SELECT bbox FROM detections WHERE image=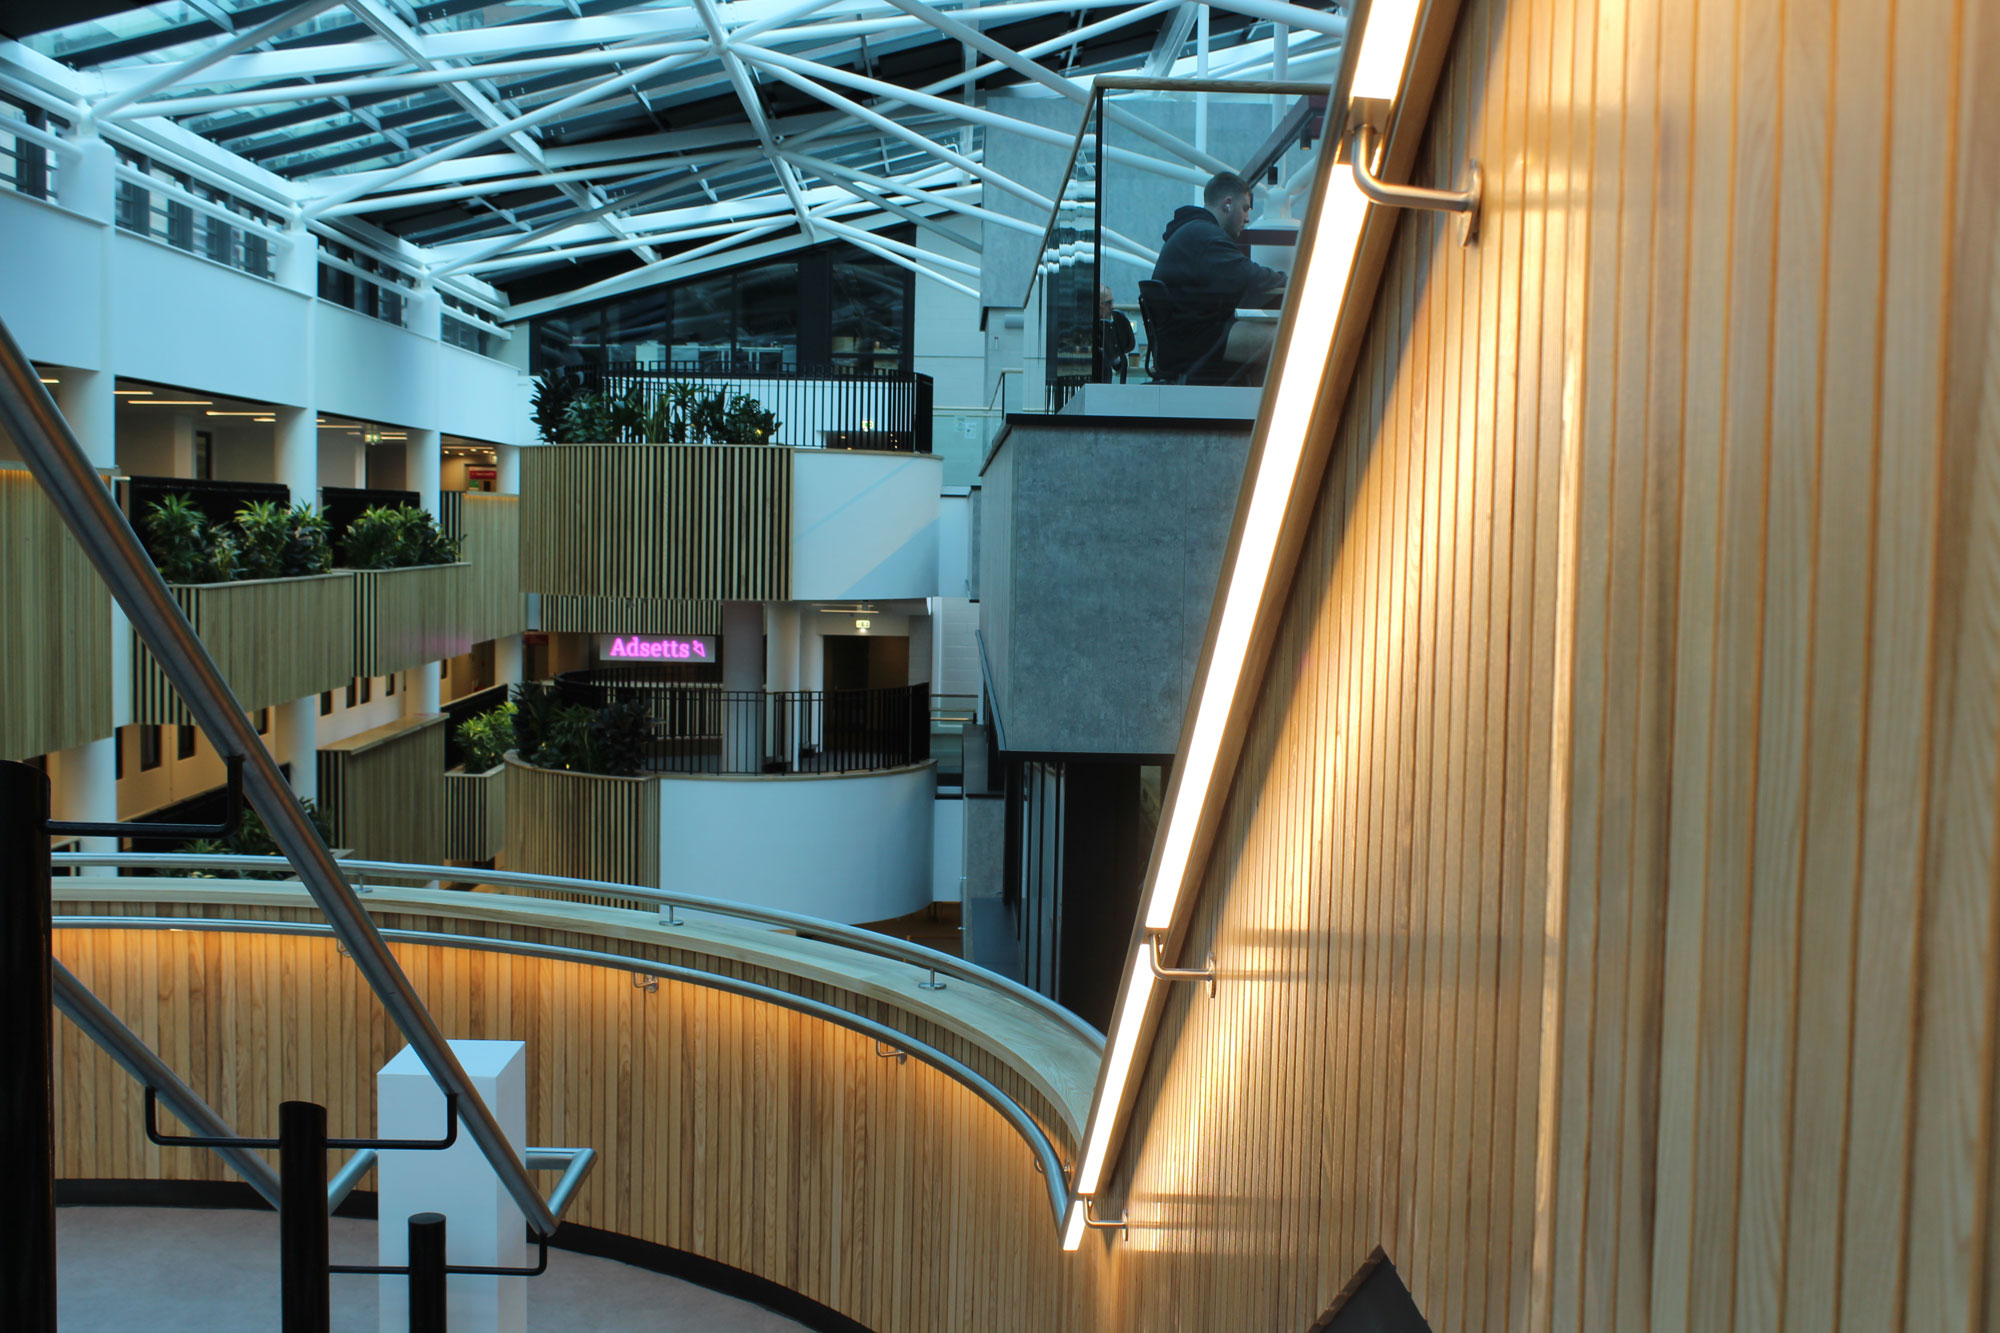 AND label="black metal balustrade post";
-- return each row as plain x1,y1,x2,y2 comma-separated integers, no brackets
406,1213,448,1332
280,1100,332,1332
0,761,56,1331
